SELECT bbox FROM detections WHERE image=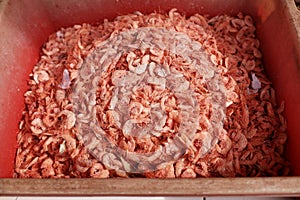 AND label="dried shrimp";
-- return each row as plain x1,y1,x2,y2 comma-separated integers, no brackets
14,9,289,178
